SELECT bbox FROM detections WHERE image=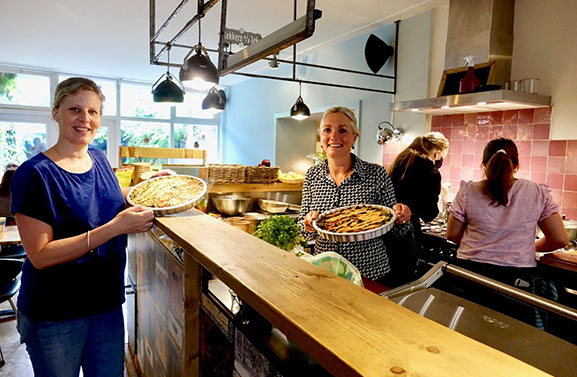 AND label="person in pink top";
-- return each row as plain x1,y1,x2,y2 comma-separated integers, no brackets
446,138,567,325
